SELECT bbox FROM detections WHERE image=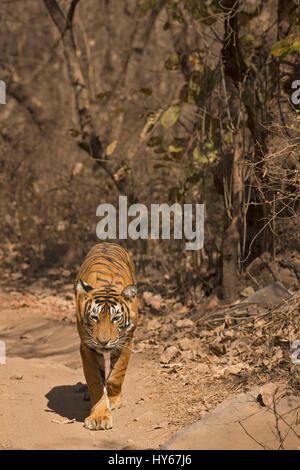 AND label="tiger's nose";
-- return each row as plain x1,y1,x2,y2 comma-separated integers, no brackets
98,339,110,347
